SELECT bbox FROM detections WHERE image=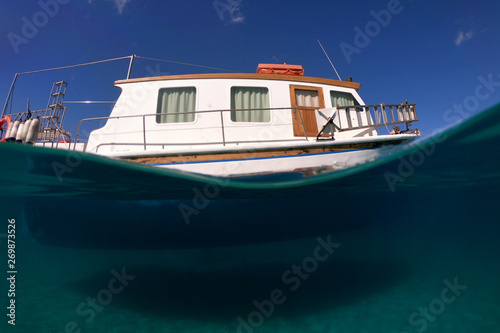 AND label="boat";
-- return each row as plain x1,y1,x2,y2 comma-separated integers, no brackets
0,57,426,249
0,59,420,177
